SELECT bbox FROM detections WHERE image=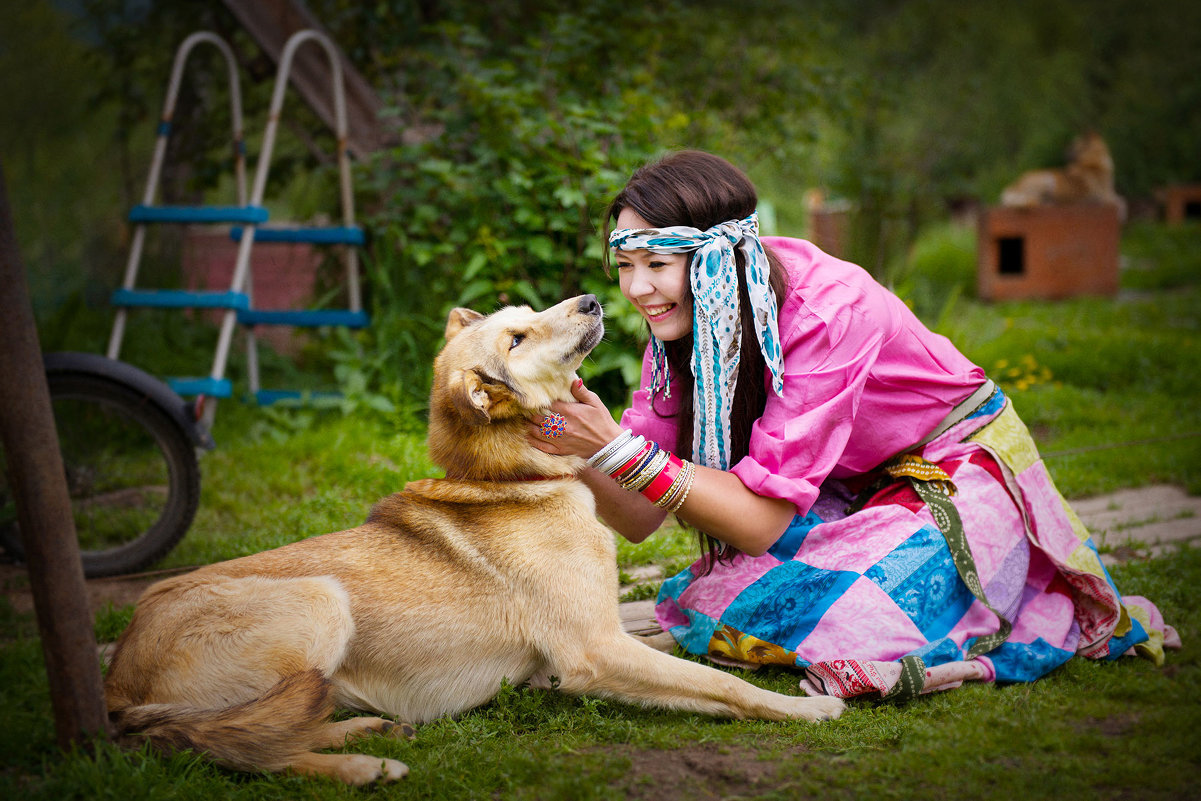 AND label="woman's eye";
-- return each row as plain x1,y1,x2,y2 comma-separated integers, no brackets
510,333,525,350
615,261,632,270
